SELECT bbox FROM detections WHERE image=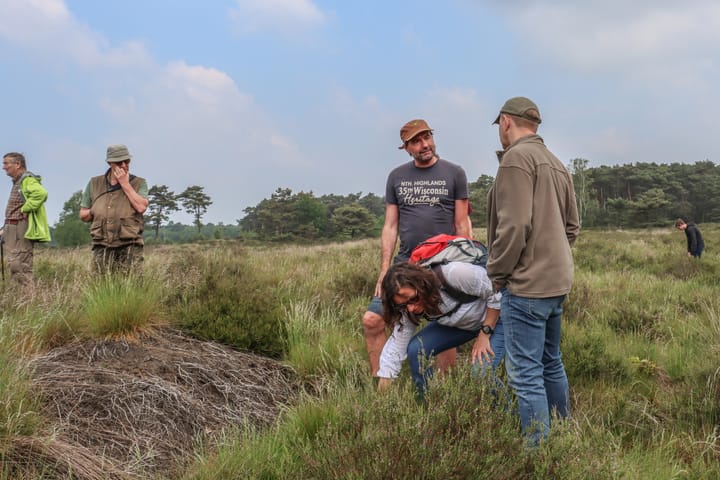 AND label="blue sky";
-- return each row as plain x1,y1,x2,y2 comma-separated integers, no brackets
1,0,718,224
